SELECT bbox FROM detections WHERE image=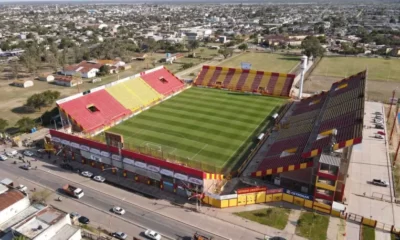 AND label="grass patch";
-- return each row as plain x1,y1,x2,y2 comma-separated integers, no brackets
295,212,329,240
312,56,400,82
95,87,285,173
218,52,299,72
363,225,375,240
234,207,290,230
